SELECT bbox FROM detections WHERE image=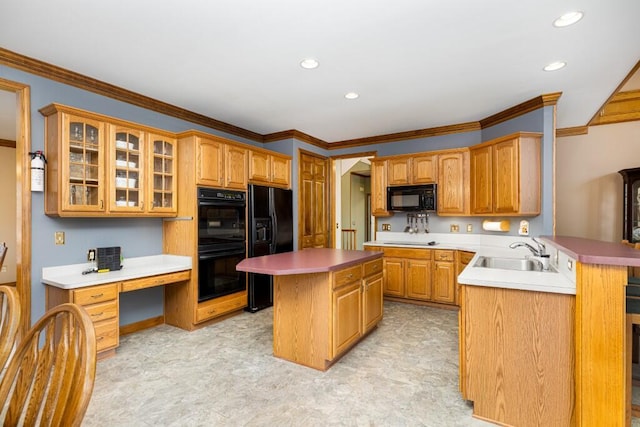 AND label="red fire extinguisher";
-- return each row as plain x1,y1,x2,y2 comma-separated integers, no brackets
29,151,47,192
